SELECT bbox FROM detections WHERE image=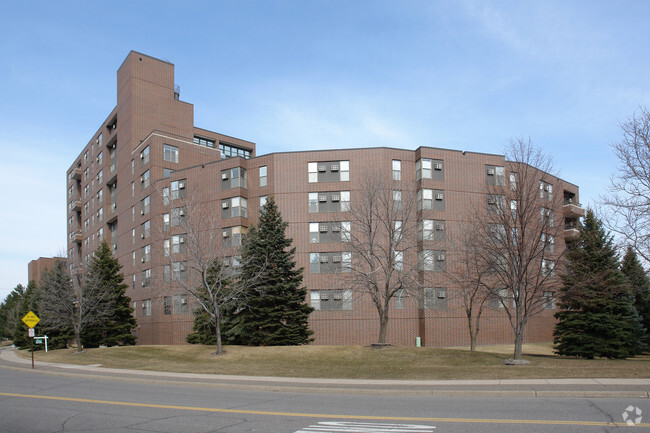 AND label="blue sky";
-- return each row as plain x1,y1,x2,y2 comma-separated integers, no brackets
1,0,649,301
